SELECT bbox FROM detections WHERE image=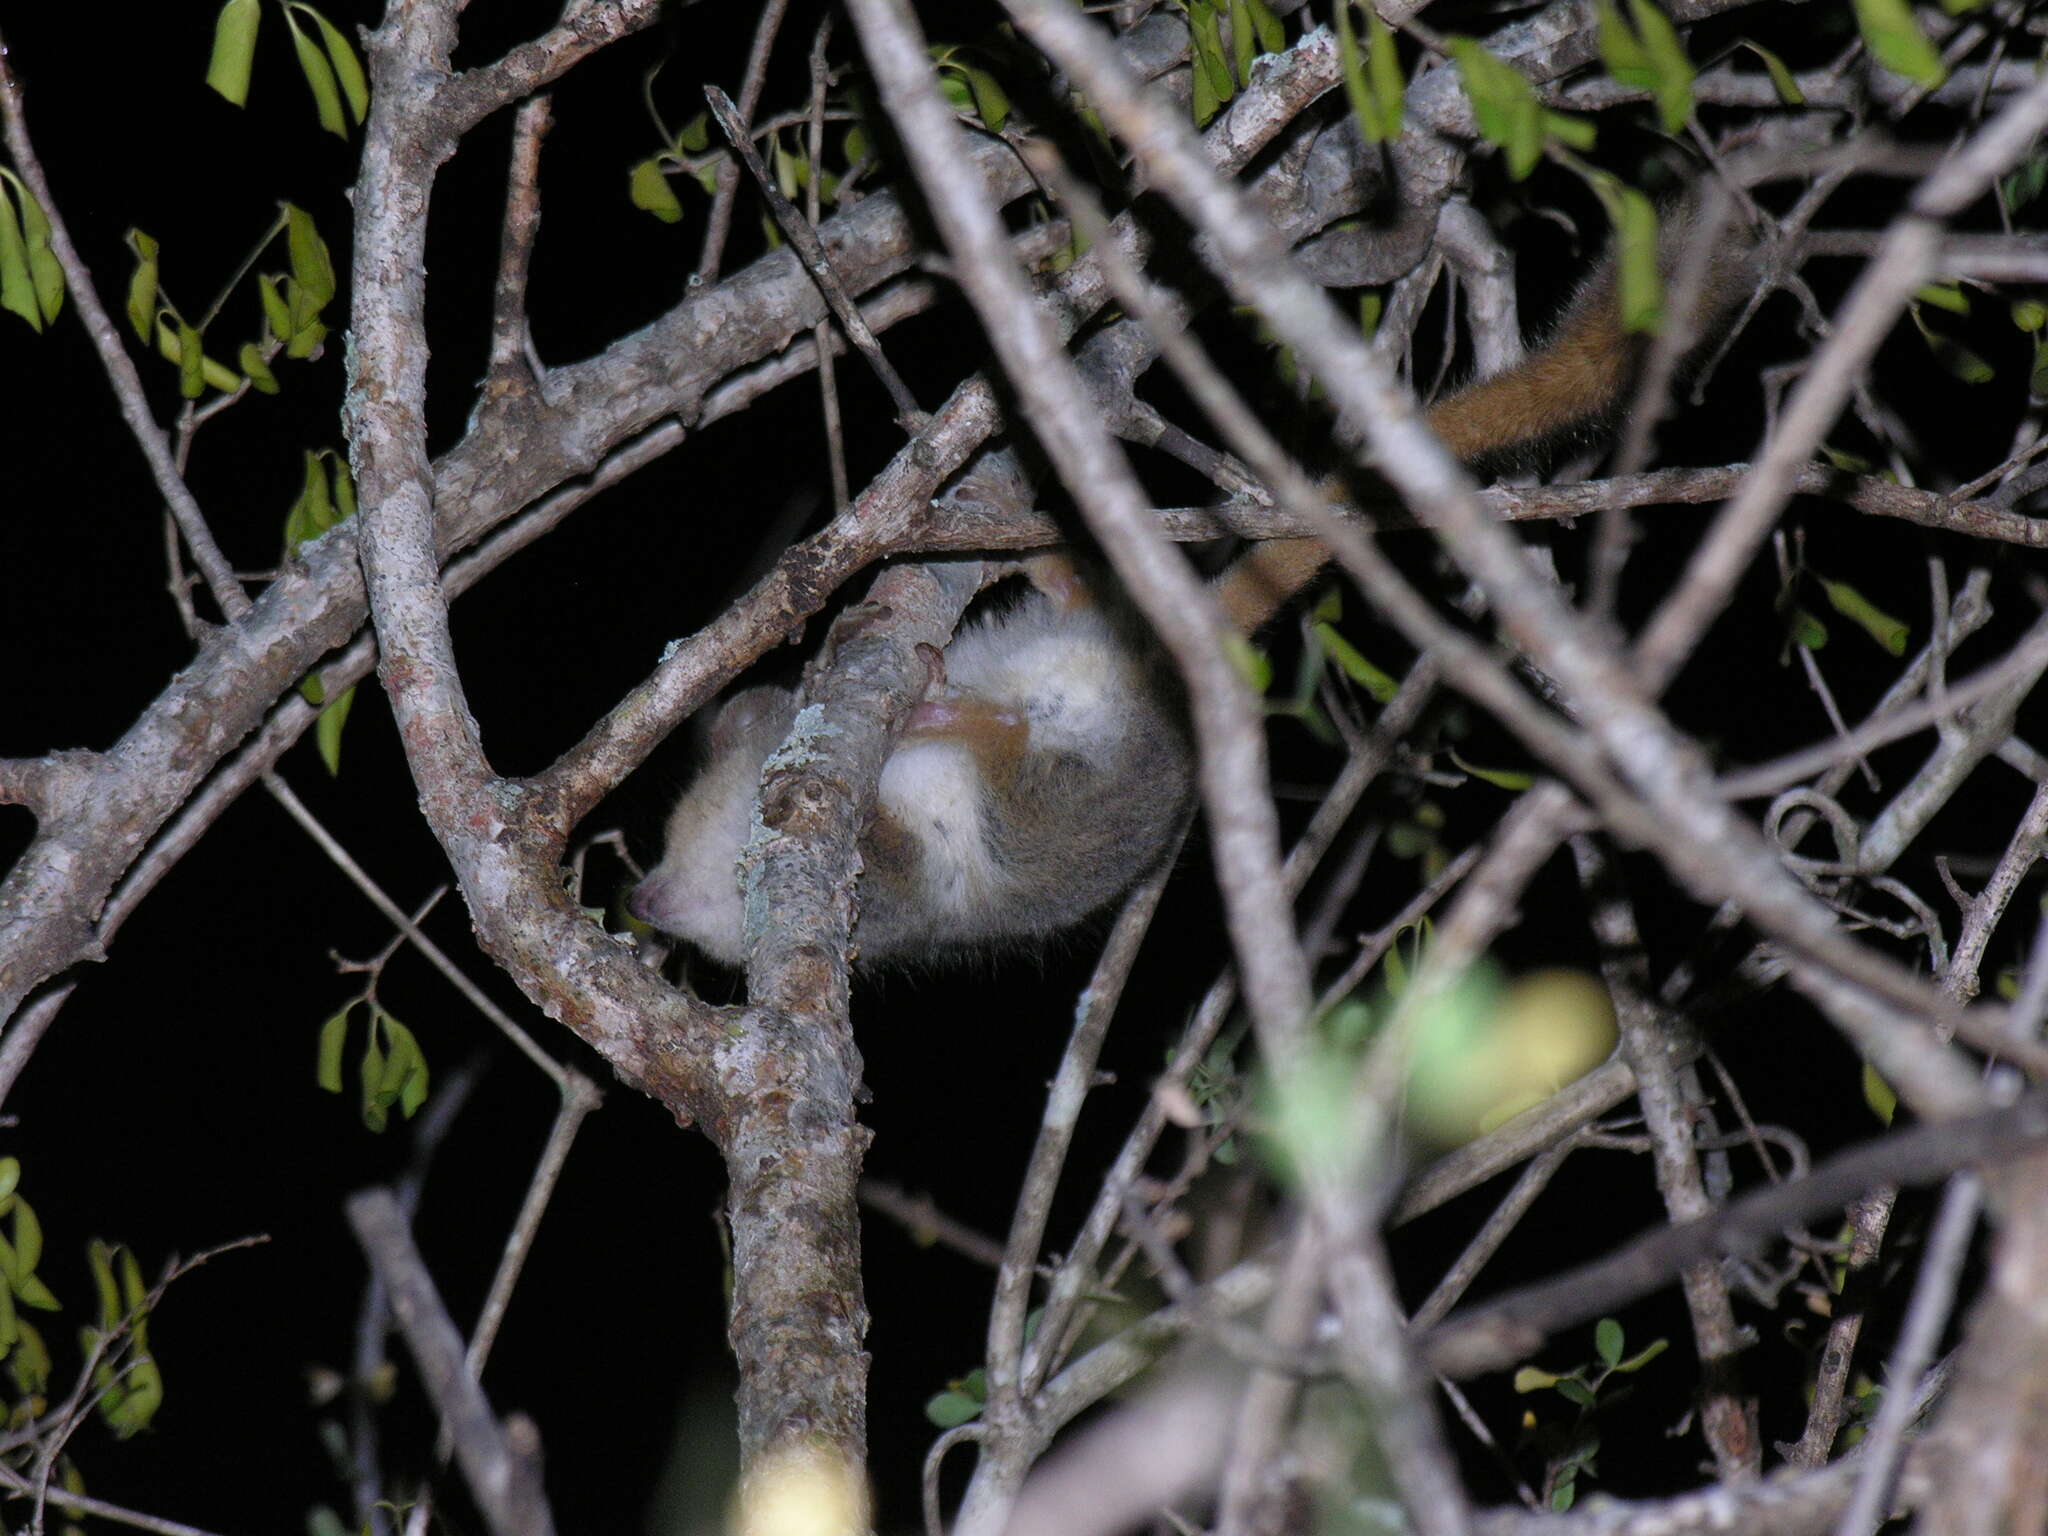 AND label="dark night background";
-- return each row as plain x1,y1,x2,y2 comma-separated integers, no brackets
2,1,2042,1531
